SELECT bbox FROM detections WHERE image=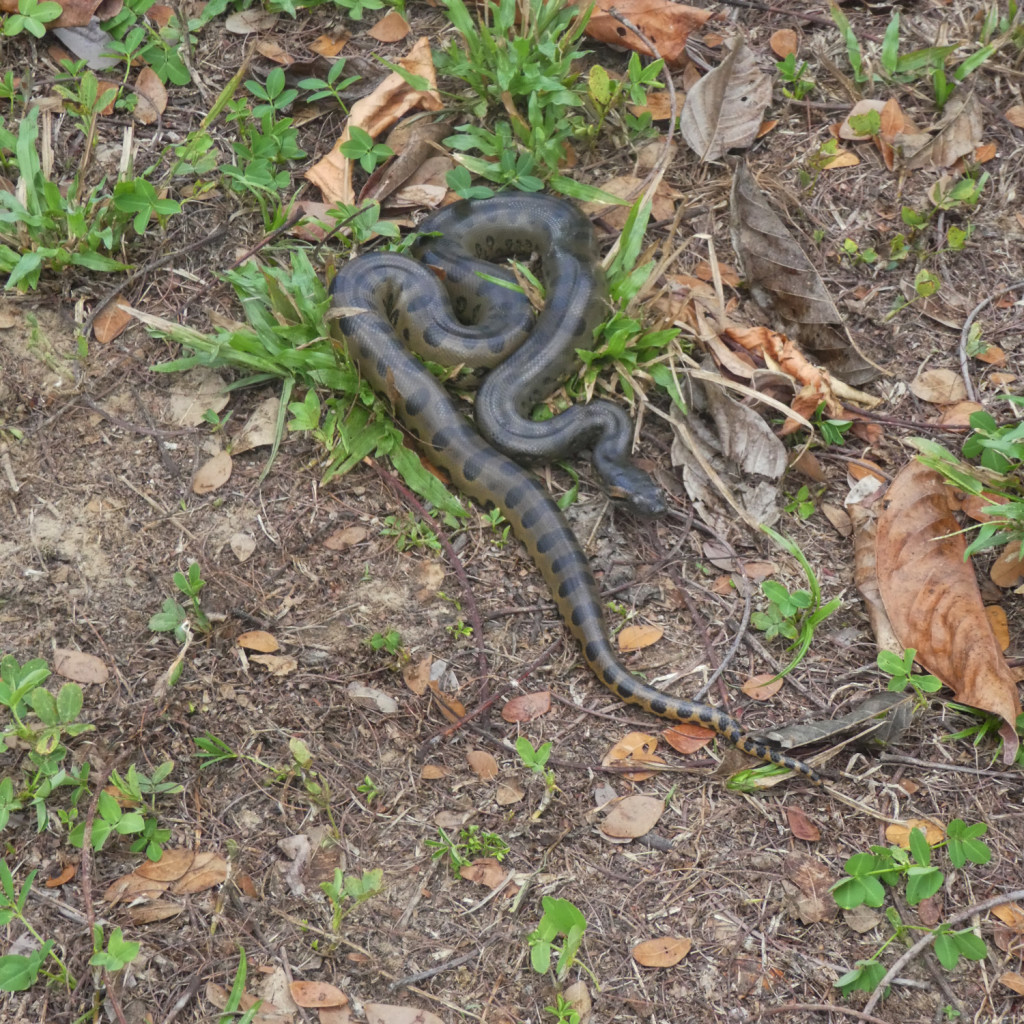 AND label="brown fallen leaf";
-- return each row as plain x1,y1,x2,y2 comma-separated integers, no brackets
237,630,280,653
876,461,1023,761
135,847,195,881
467,749,499,780
53,648,109,685
770,28,797,58
786,806,821,841
678,37,771,161
92,296,132,343
632,936,692,967
729,162,882,385
618,624,663,652
367,9,409,42
886,818,945,848
600,794,665,838
460,857,508,889
192,450,232,494
290,980,348,1008
46,865,76,887
133,66,167,124
741,674,782,700
910,367,967,405
0,0,121,27
364,1005,445,1024
603,731,665,781
991,542,1024,588
784,853,836,924
584,0,711,64
420,764,447,780
501,690,551,722
899,92,984,170
251,654,299,677
999,972,1024,995
324,525,368,549
661,722,714,754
